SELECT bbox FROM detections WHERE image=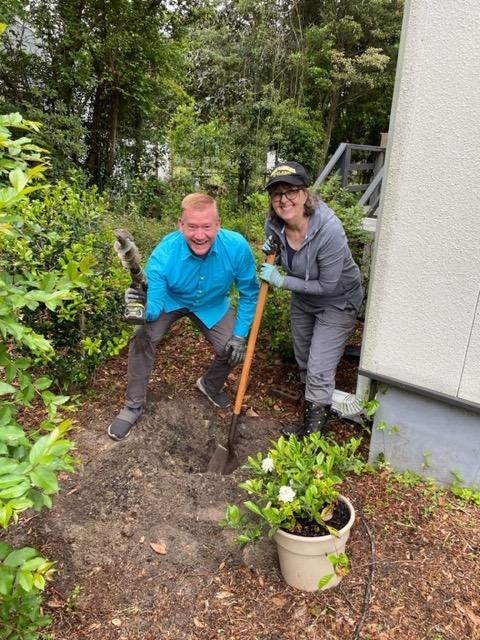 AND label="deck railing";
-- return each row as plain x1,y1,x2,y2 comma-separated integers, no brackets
313,143,386,217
